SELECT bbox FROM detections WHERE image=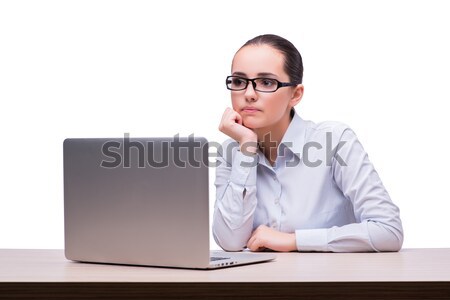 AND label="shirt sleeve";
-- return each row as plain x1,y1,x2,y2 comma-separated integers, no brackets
295,127,404,252
212,139,258,251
